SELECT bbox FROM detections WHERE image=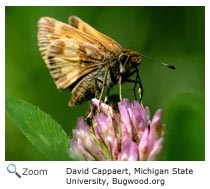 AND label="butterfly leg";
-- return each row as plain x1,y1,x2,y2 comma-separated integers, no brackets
134,68,143,101
94,66,109,110
119,75,123,101
124,68,143,101
104,87,111,104
99,67,109,102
